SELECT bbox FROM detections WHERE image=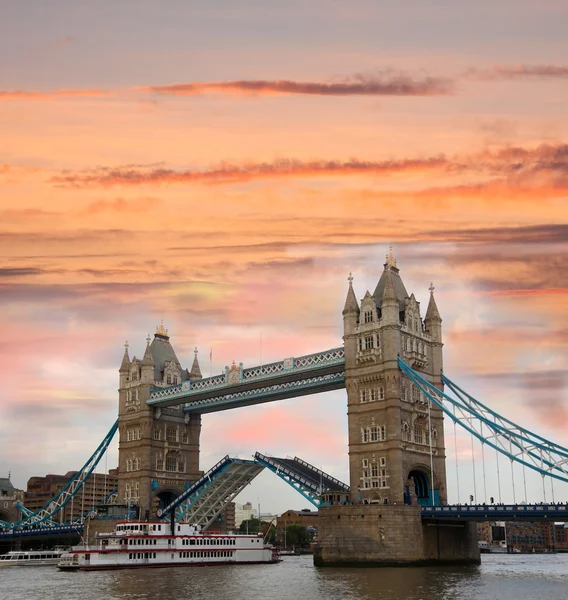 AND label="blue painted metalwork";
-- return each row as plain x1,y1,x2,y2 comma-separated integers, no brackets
182,371,346,414
1,420,119,529
441,374,568,456
254,453,349,508
158,455,264,528
398,358,568,483
147,347,346,410
422,503,568,522
0,523,84,540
